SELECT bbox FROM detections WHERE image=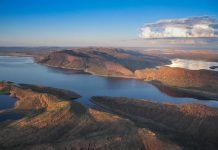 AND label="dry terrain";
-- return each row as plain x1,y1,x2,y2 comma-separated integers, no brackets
0,82,177,150
36,47,170,77
91,96,218,150
135,66,218,100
